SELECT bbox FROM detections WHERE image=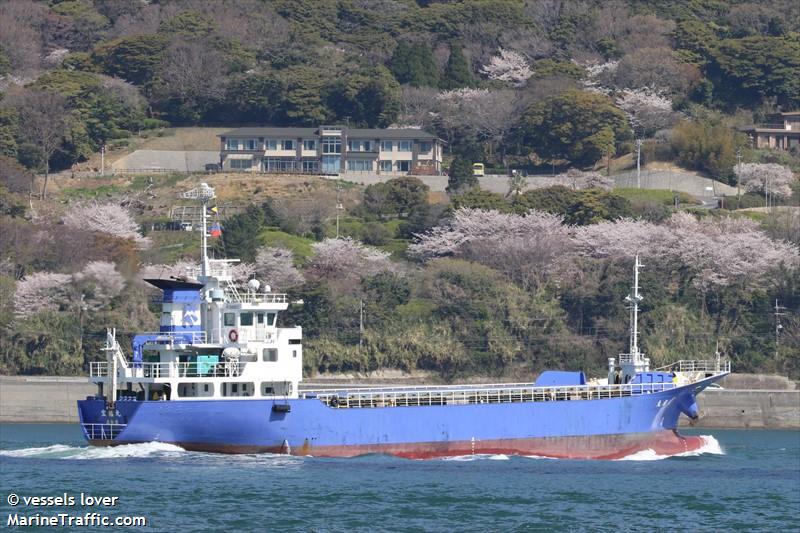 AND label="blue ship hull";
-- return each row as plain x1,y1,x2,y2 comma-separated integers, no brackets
77,375,723,459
